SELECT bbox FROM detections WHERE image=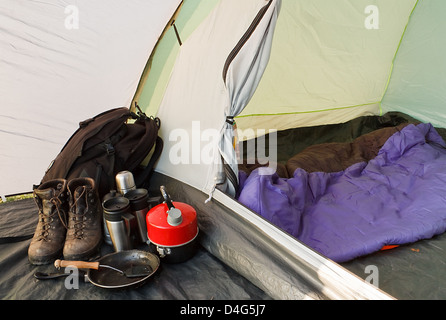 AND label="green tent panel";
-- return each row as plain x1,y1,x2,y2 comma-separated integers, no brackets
382,0,446,127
